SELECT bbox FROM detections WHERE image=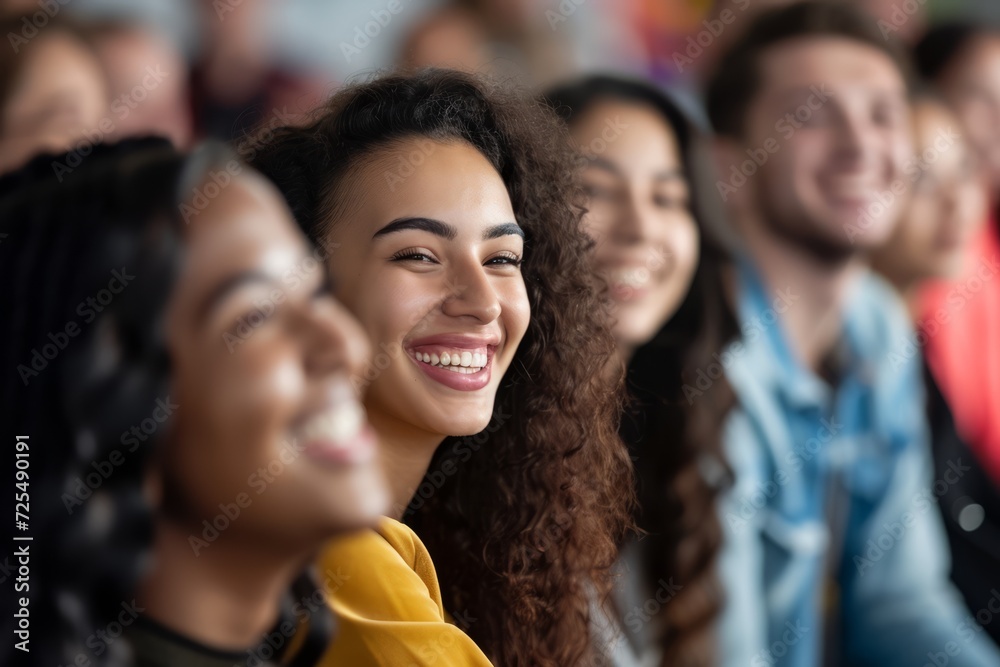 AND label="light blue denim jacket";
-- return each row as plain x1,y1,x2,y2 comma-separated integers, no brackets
717,260,1000,667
